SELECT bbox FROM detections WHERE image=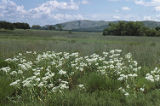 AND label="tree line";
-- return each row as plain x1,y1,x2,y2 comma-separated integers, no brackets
0,21,30,30
0,20,64,31
31,24,63,31
103,21,160,36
